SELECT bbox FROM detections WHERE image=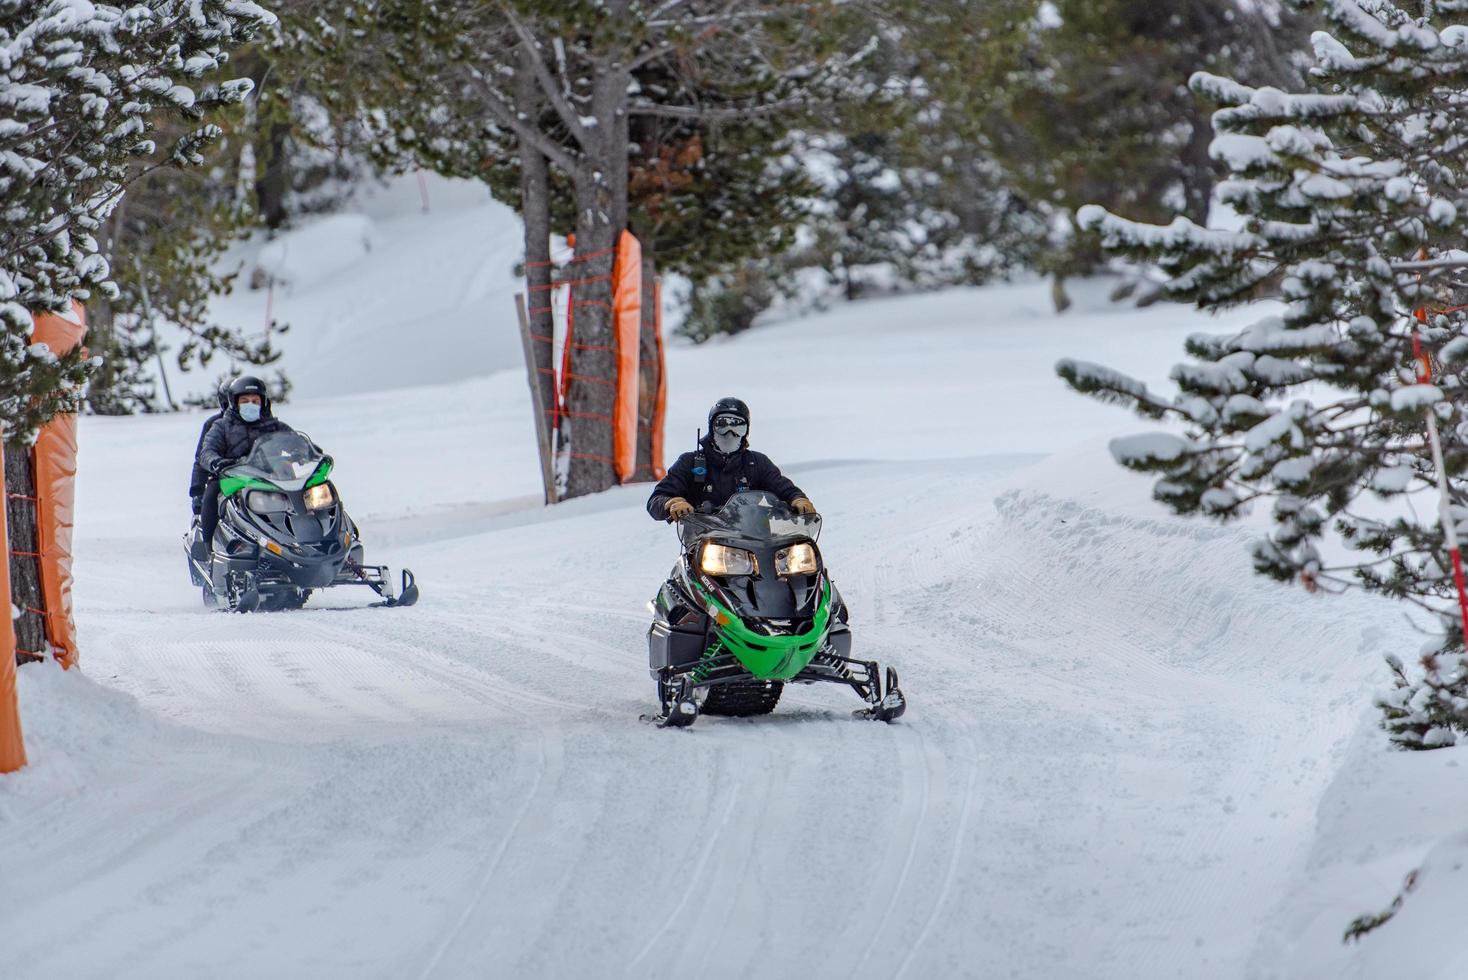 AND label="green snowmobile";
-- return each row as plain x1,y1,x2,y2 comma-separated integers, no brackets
185,430,418,612
646,490,905,727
